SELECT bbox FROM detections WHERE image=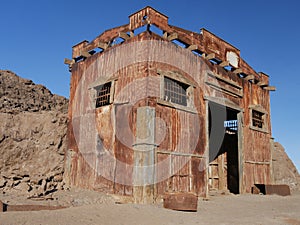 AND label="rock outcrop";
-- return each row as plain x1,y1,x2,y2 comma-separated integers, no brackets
273,142,300,191
0,70,68,198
